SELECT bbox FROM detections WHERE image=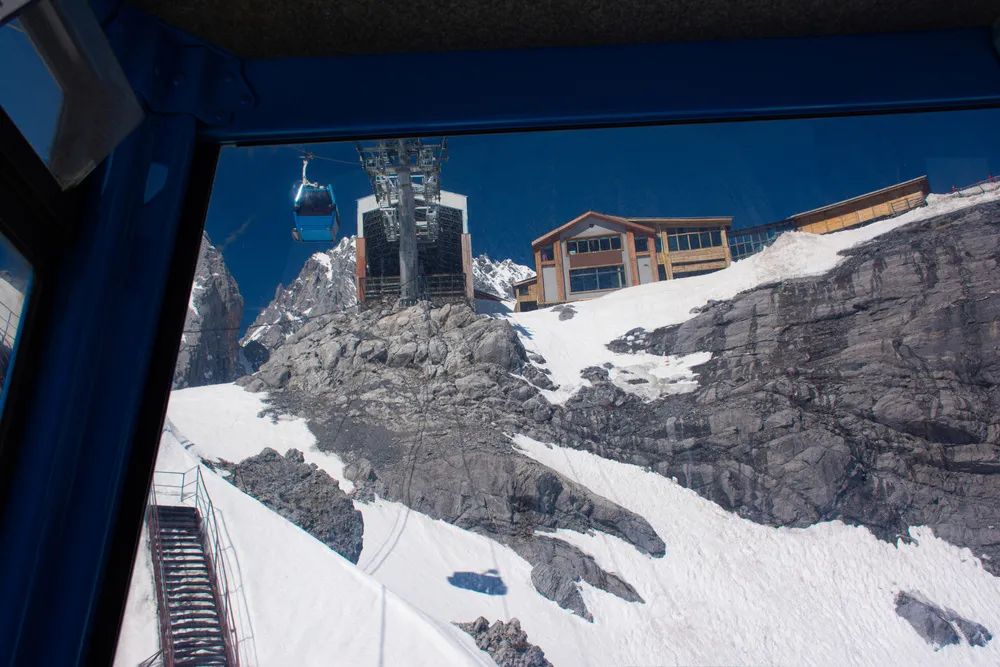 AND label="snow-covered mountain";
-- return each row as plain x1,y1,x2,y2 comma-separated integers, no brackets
120,183,1000,667
472,254,534,300
241,236,357,358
